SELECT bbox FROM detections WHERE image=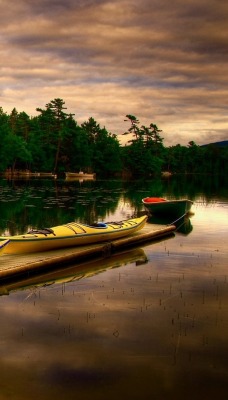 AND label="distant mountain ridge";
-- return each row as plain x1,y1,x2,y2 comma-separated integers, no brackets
201,140,228,148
